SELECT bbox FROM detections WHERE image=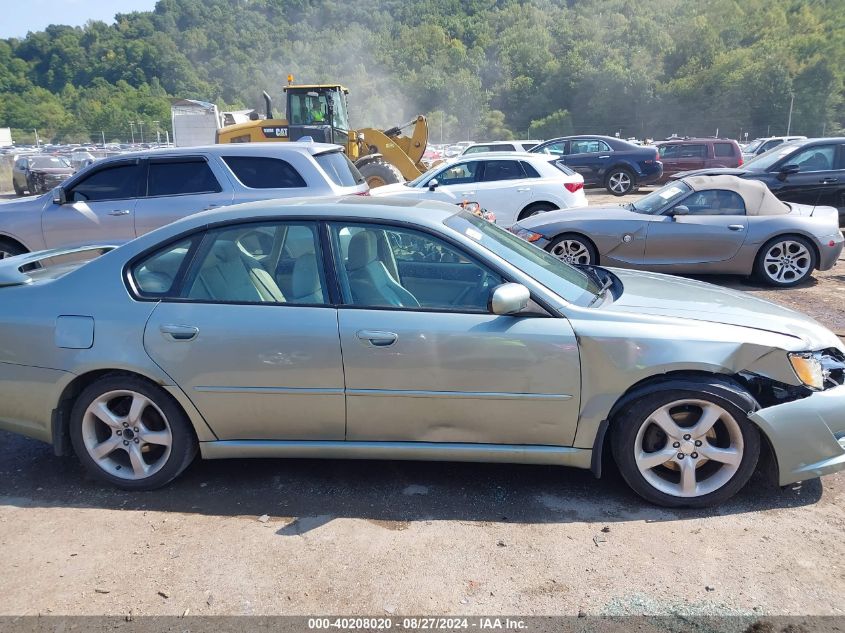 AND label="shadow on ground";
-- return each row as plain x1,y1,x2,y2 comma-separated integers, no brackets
0,431,823,533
